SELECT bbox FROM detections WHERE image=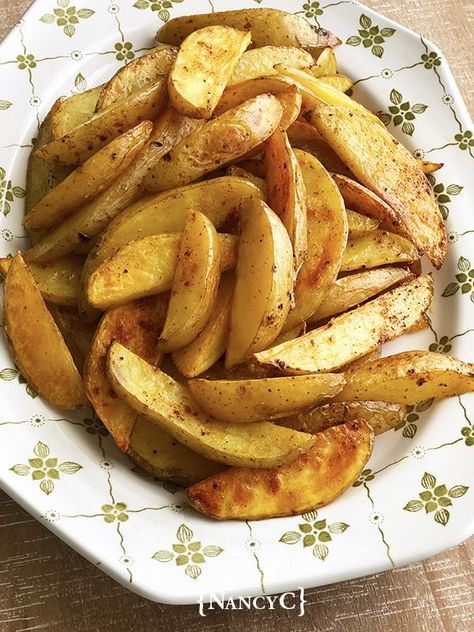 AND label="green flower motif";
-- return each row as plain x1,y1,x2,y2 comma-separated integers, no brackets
102,502,129,523
0,365,38,397
0,166,26,216
352,468,375,487
442,256,474,303
346,14,395,58
429,336,452,354
279,510,349,561
40,0,95,38
153,524,223,579
404,472,468,526
16,54,36,70
302,2,324,21
83,416,108,436
133,0,184,23
454,130,474,151
421,51,442,69
396,399,433,439
114,42,135,62
426,175,463,219
461,426,474,447
10,442,82,495
379,89,427,136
